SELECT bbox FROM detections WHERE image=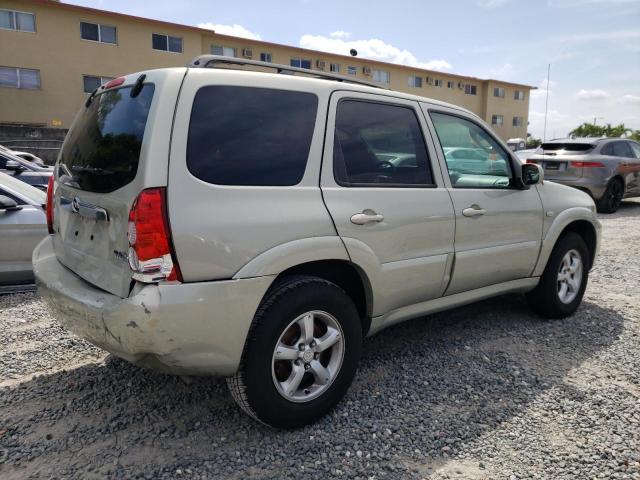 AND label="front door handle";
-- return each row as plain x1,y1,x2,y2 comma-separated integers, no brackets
462,205,486,217
351,209,384,225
